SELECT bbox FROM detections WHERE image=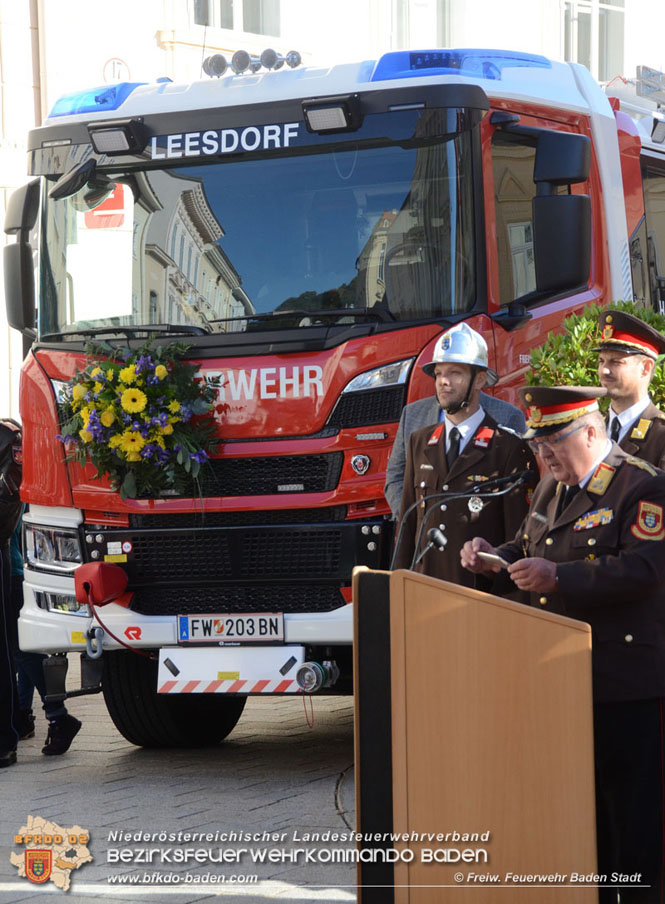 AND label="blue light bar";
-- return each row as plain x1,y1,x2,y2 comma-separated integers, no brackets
48,82,146,118
371,49,551,83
